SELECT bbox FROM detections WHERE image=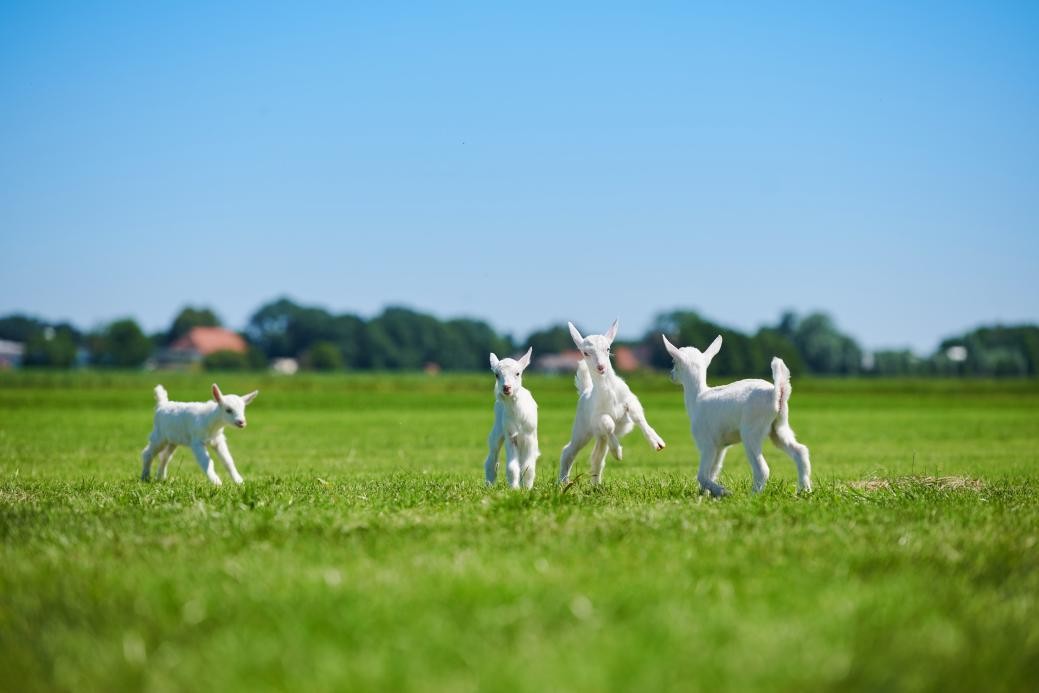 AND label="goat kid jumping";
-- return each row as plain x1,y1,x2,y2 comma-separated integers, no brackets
663,335,811,496
559,320,666,485
484,348,540,489
141,383,259,485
